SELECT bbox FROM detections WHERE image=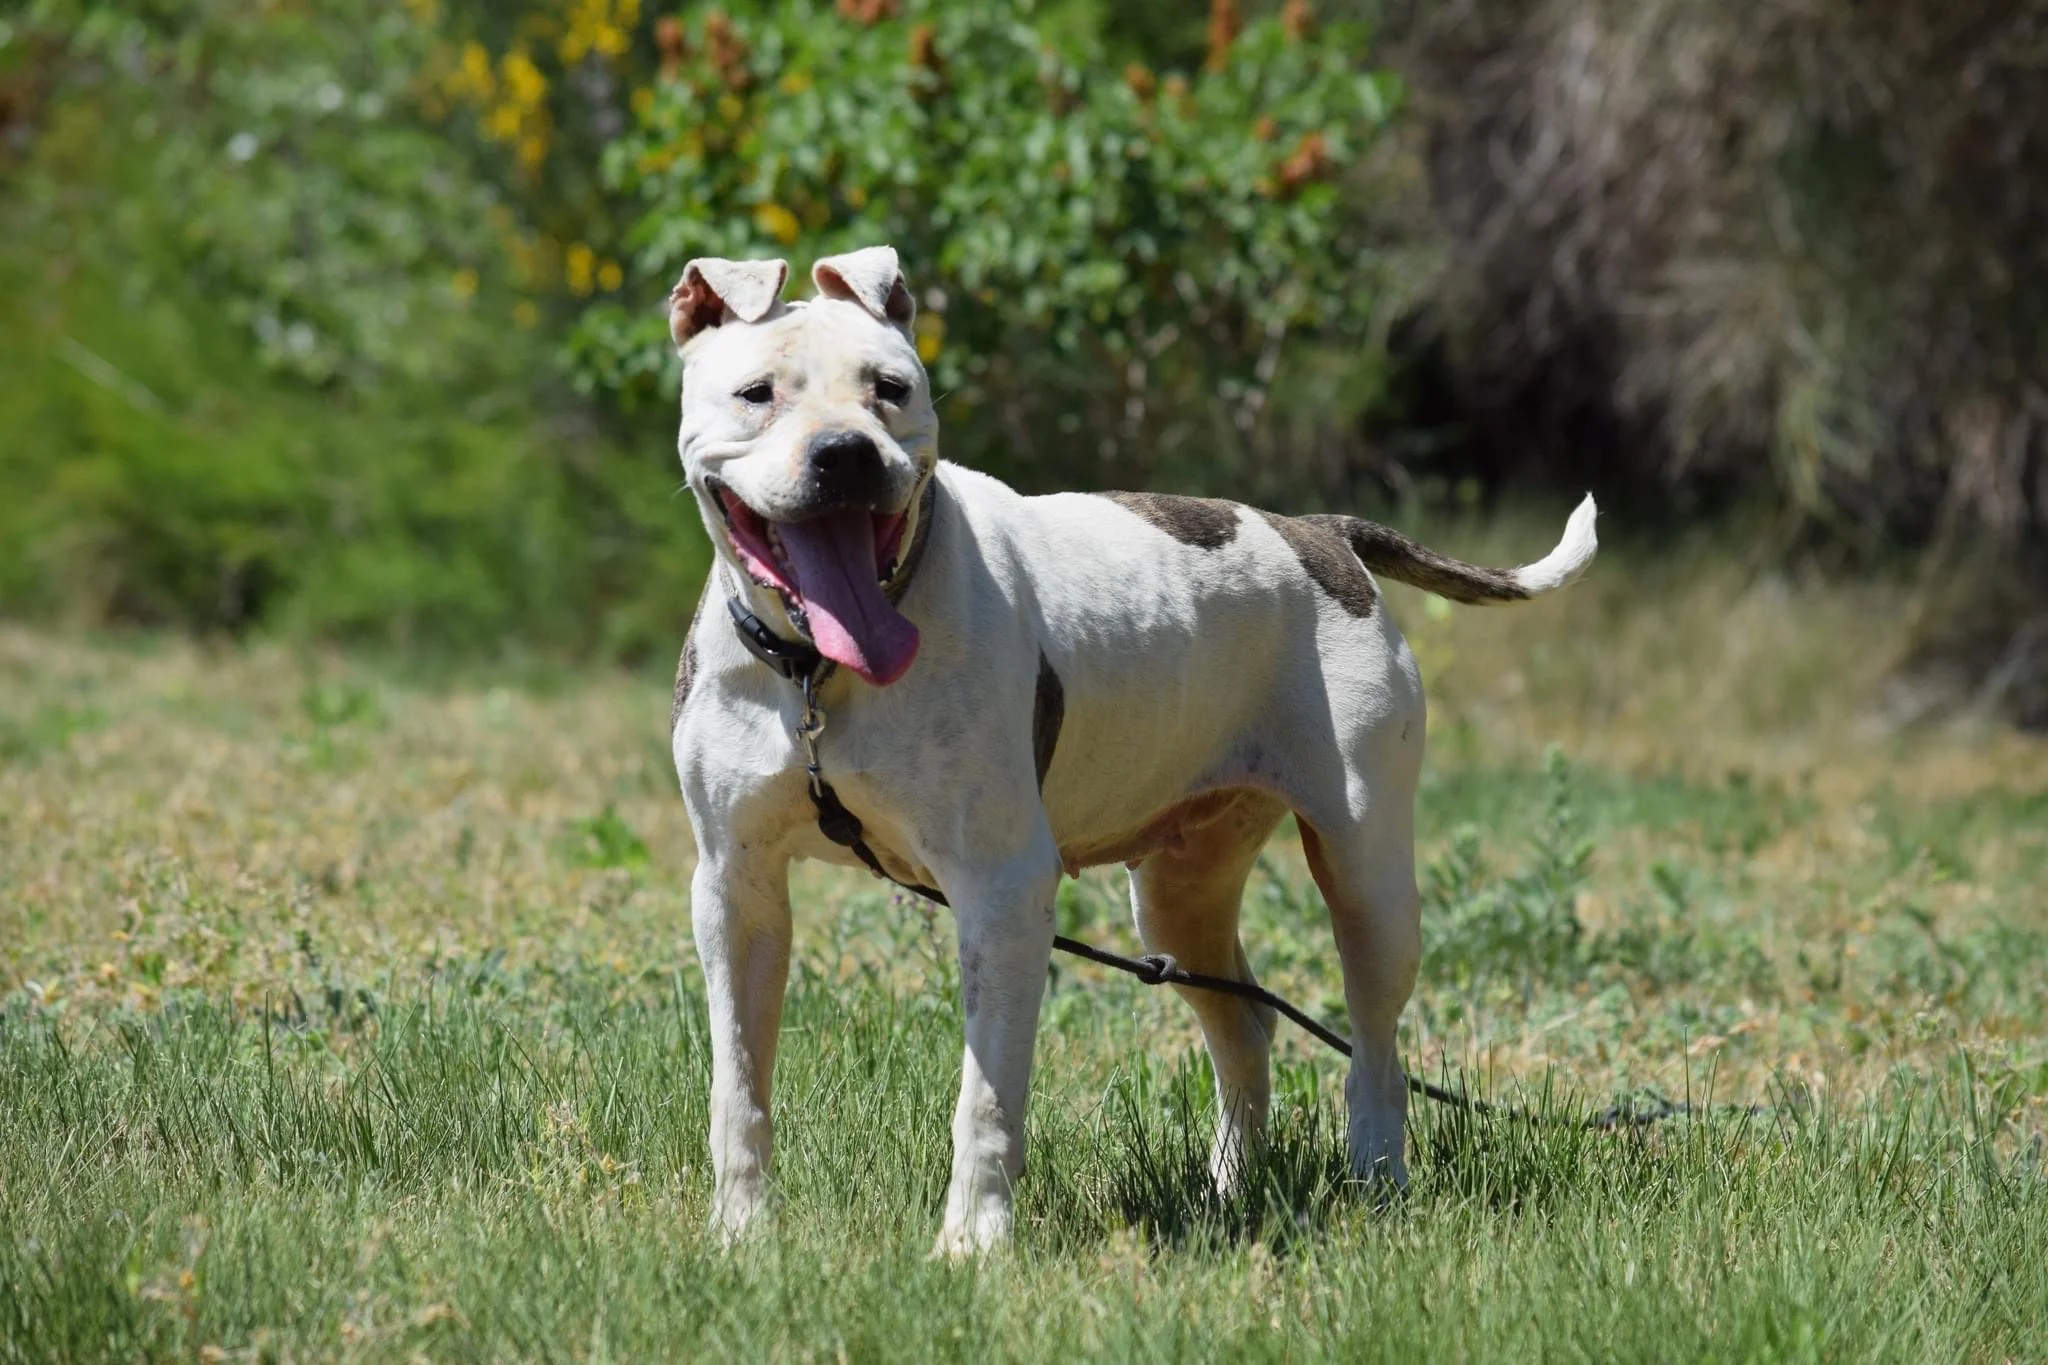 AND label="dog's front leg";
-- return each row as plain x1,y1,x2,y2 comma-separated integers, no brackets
690,850,792,1241
932,845,1060,1257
